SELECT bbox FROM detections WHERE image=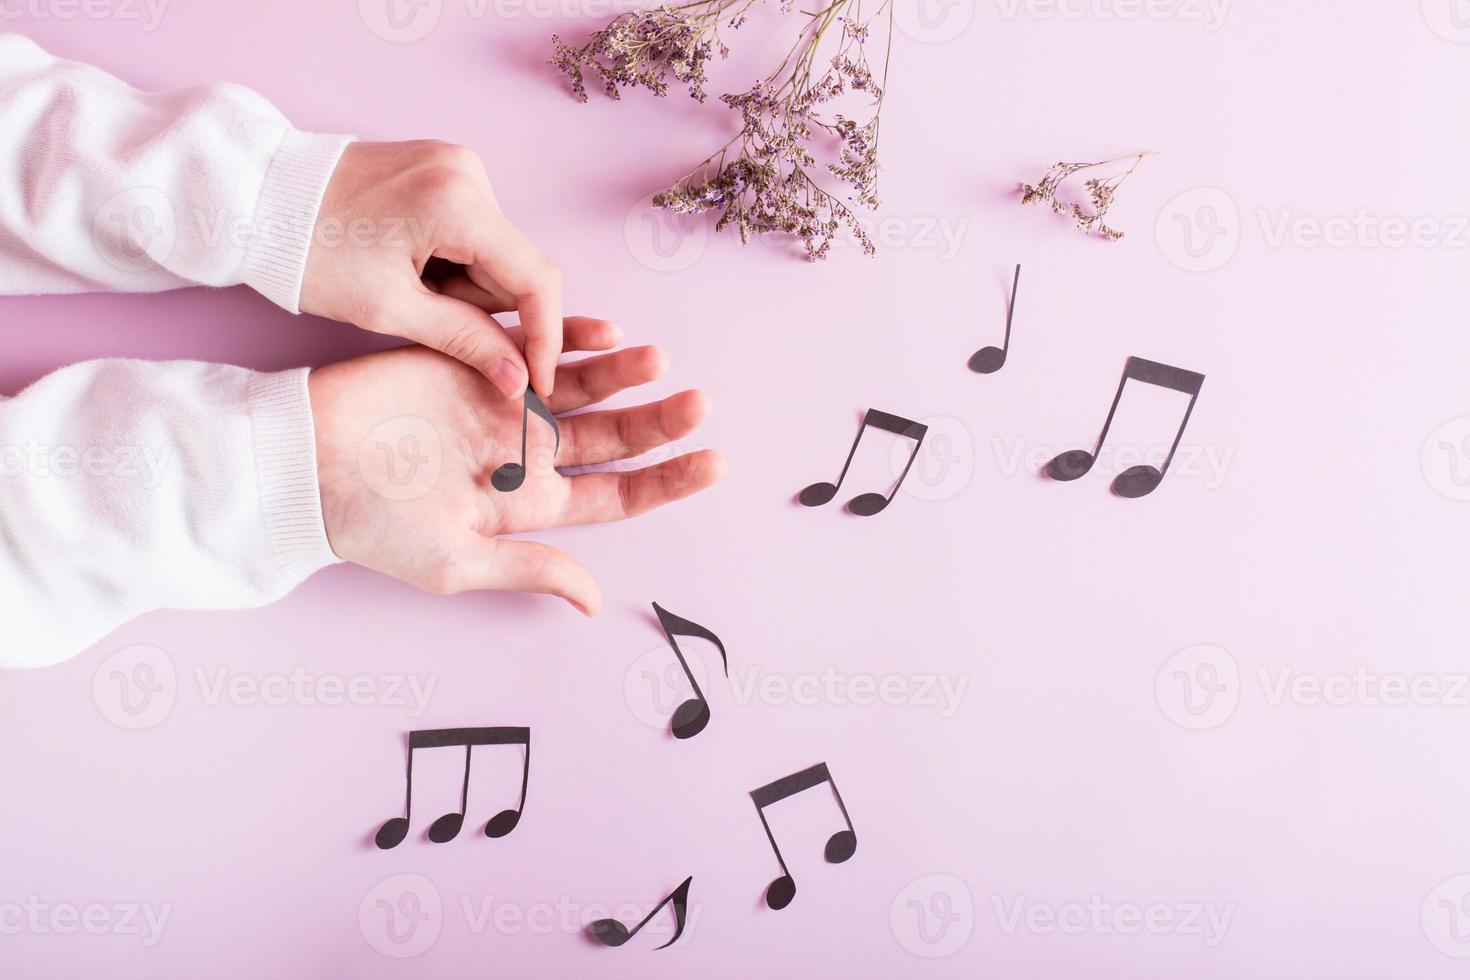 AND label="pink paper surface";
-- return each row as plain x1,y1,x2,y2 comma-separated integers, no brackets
3,2,1470,976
